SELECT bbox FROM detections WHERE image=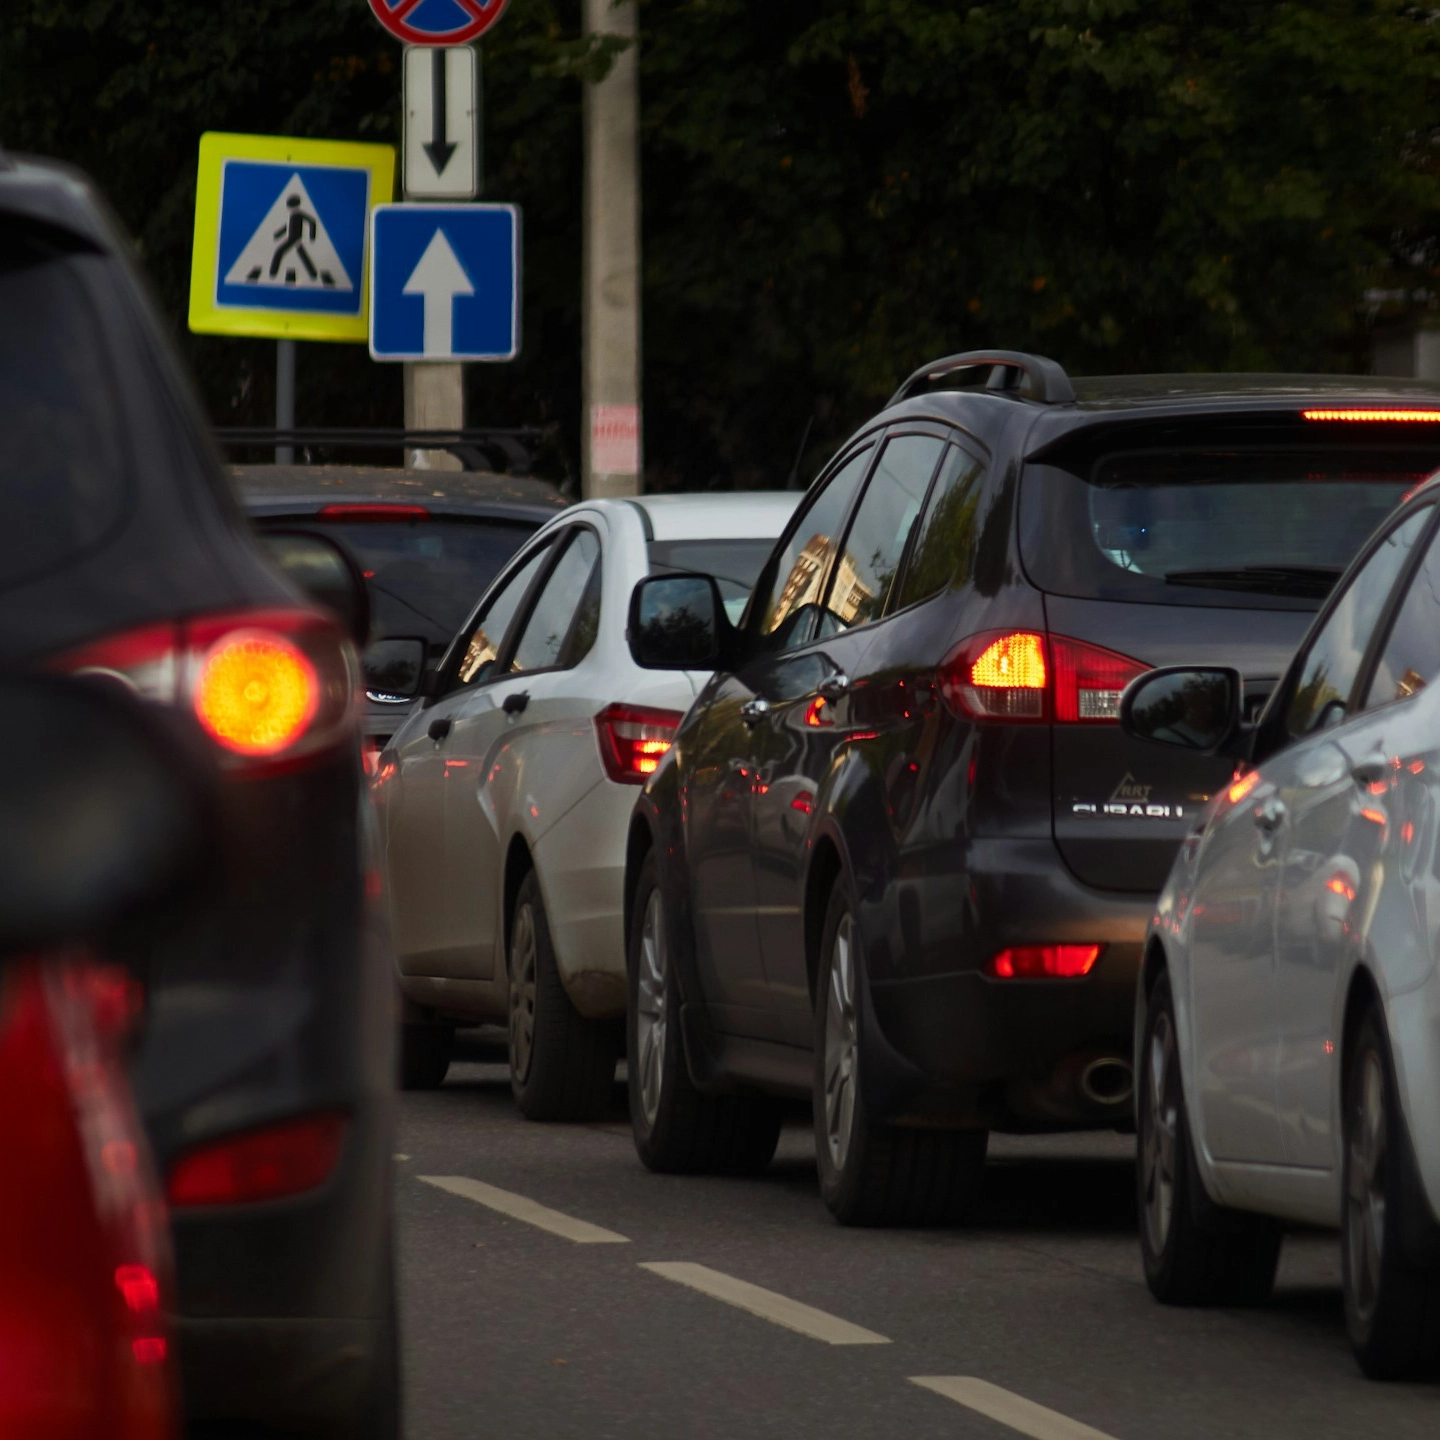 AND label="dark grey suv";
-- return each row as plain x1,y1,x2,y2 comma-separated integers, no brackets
621,351,1440,1226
